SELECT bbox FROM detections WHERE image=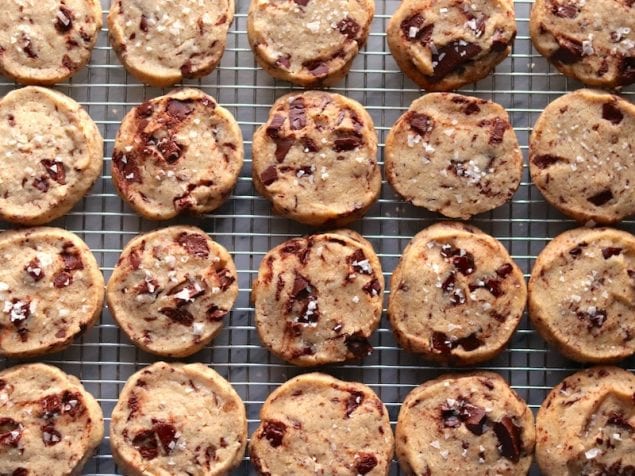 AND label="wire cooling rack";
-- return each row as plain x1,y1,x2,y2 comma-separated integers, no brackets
0,1,633,474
